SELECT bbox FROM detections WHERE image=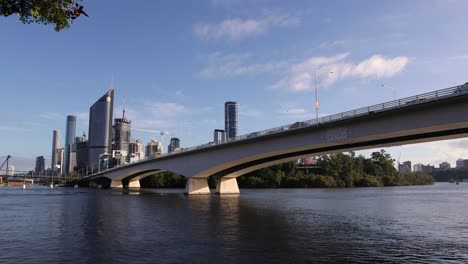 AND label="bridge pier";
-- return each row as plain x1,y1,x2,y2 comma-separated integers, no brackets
215,177,240,195
128,179,140,188
184,178,210,195
111,180,123,188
